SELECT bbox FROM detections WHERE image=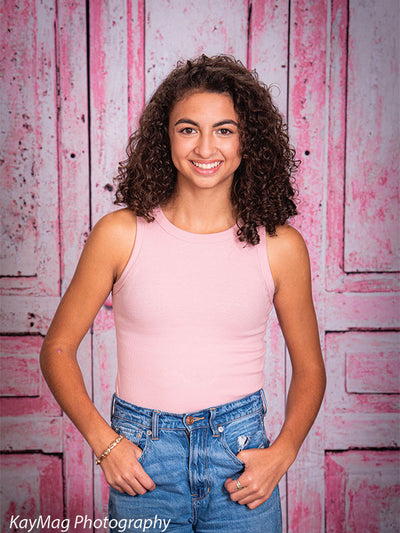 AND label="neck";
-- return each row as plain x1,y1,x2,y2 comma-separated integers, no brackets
162,188,236,234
